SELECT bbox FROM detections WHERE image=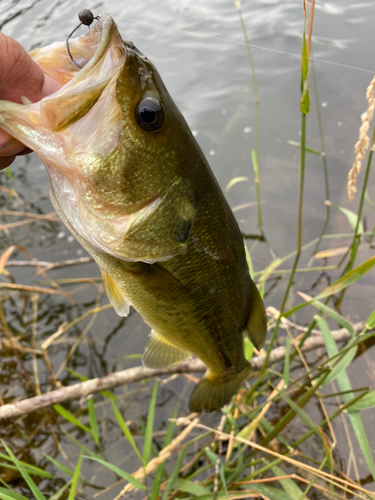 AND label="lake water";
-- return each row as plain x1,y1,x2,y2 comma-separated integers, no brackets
0,0,375,497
